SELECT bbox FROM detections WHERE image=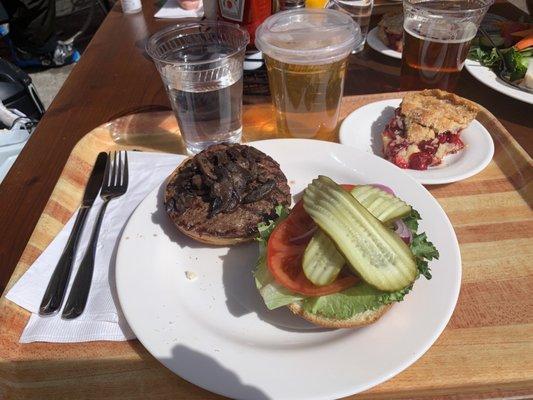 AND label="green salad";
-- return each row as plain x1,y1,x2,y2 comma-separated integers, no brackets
469,45,533,82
